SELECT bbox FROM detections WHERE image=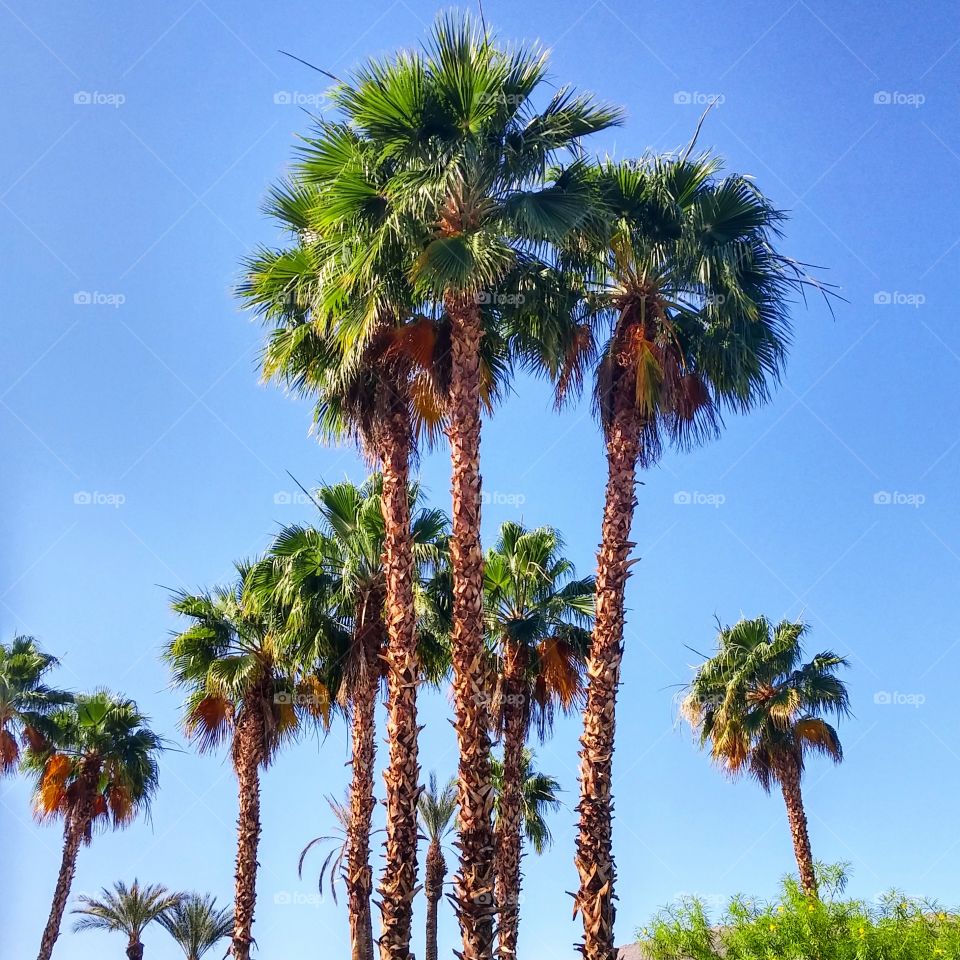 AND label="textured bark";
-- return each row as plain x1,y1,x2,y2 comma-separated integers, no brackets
444,292,496,960
348,626,381,960
126,940,144,960
232,699,264,960
494,642,527,960
574,382,641,960
37,762,97,960
424,837,447,960
377,409,421,960
36,807,89,960
778,756,818,897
